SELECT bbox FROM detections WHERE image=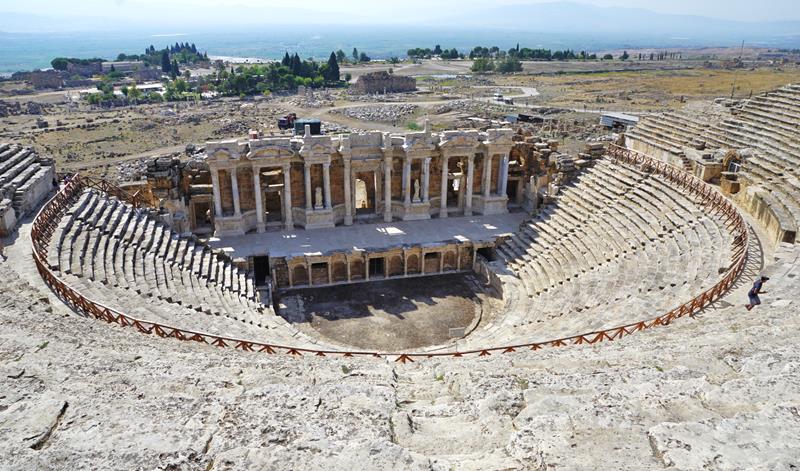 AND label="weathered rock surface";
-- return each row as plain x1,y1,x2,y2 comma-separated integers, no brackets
0,218,799,469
